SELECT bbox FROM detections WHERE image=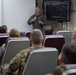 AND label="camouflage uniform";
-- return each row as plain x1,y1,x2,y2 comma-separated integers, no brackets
27,13,47,33
2,46,42,75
